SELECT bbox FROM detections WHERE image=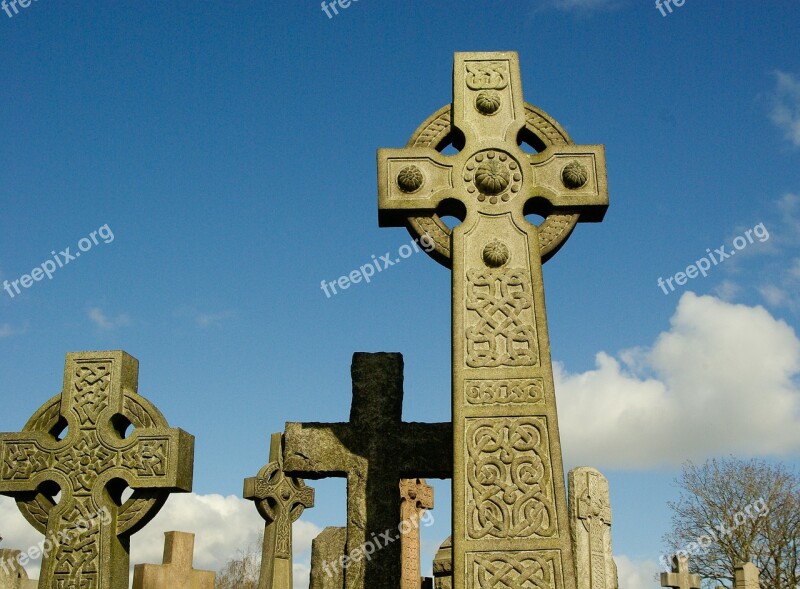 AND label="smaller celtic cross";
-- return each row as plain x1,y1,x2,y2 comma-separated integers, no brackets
399,478,434,589
0,351,194,589
661,555,702,589
244,432,314,589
